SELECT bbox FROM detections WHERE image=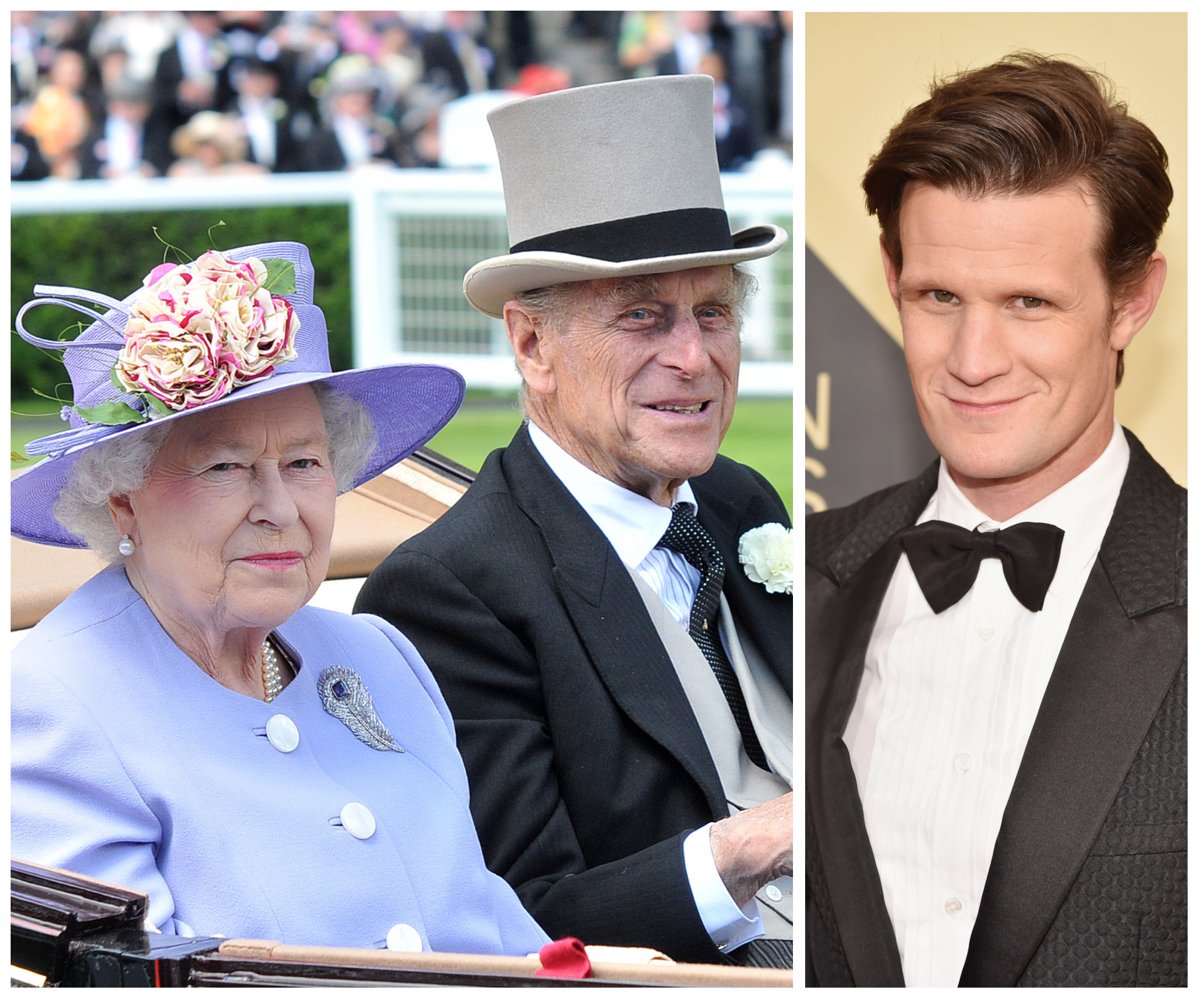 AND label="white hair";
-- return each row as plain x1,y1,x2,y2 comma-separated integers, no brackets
55,384,377,563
